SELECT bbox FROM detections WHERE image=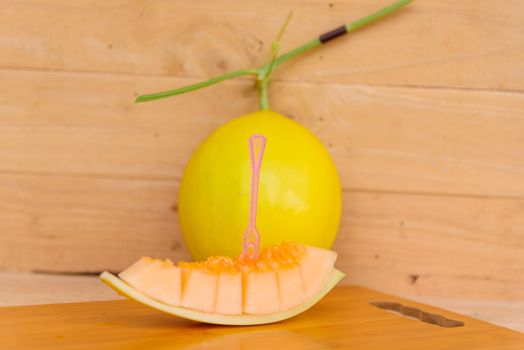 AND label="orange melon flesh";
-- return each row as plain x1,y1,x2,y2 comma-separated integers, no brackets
180,268,216,312
242,270,280,314
216,272,242,315
277,266,305,310
119,257,182,306
117,243,337,316
100,269,345,325
299,246,338,298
